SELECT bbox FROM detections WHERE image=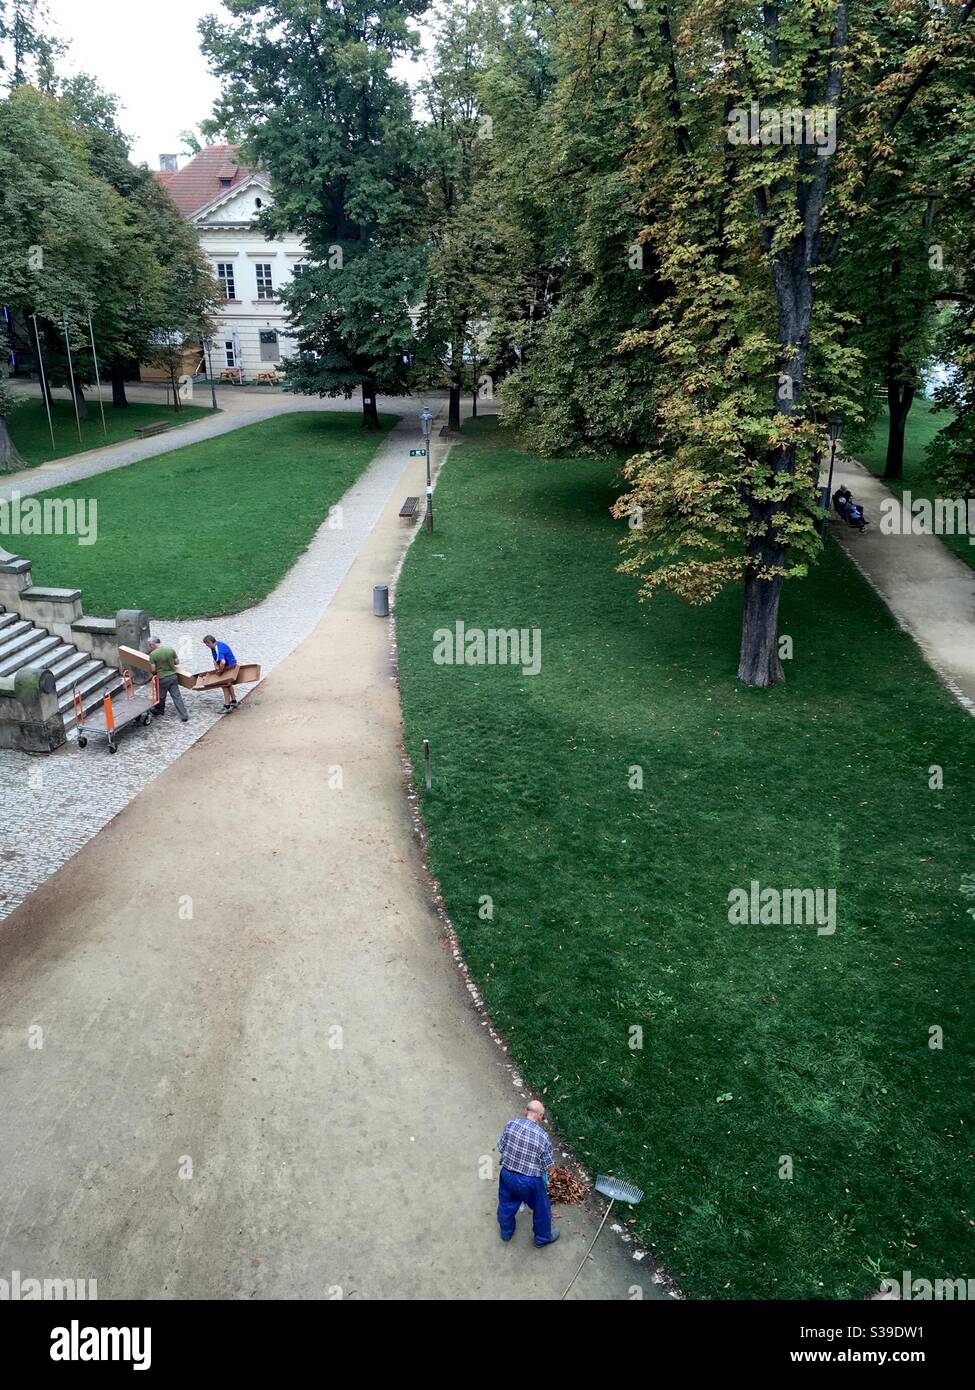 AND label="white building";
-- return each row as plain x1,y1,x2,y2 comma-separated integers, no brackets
155,146,306,379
